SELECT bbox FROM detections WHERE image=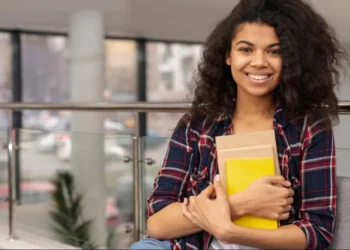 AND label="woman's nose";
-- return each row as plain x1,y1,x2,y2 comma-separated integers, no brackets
250,52,268,68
